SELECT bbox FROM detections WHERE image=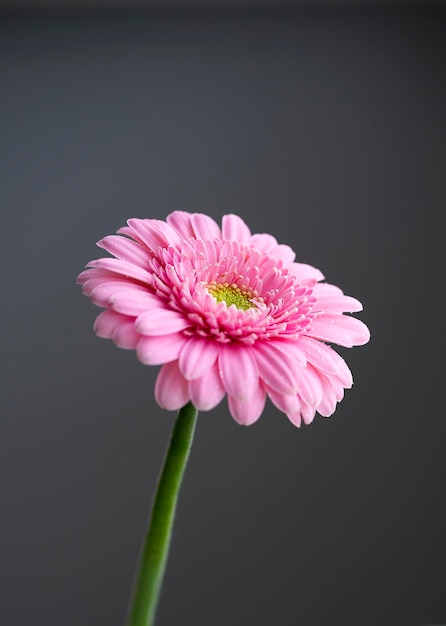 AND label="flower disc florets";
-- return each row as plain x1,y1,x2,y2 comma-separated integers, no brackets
206,282,254,311
78,212,370,426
